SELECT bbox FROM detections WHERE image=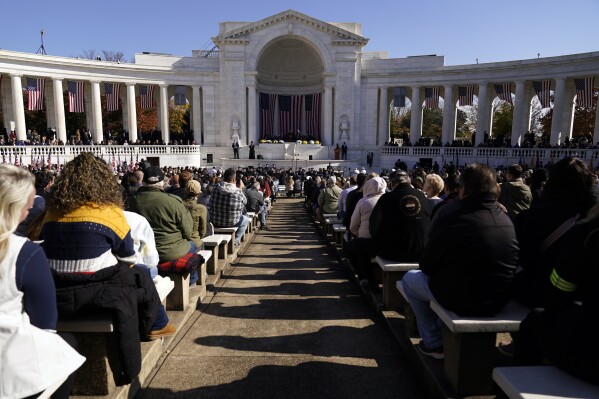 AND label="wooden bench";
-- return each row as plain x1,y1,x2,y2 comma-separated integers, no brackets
430,299,531,396
247,211,257,231
163,250,211,311
55,276,174,396
375,257,418,311
493,366,599,399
